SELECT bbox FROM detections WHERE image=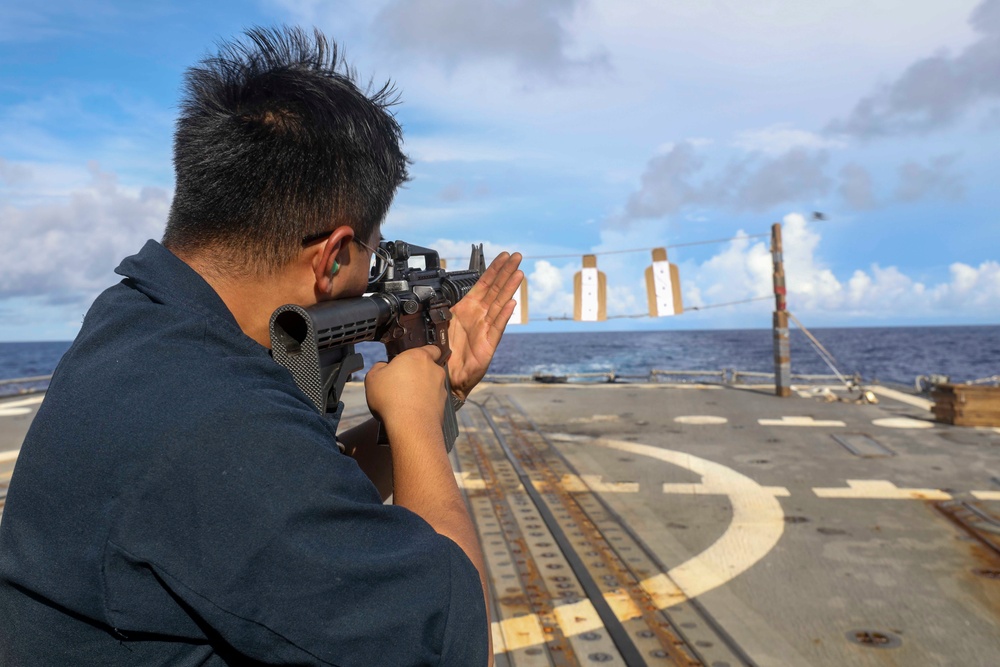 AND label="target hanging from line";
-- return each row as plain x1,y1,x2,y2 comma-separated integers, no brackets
573,254,607,321
645,248,684,316
509,277,529,325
